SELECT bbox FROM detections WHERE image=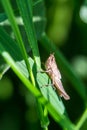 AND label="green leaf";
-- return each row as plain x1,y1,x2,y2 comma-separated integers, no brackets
17,56,65,114
16,0,41,68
